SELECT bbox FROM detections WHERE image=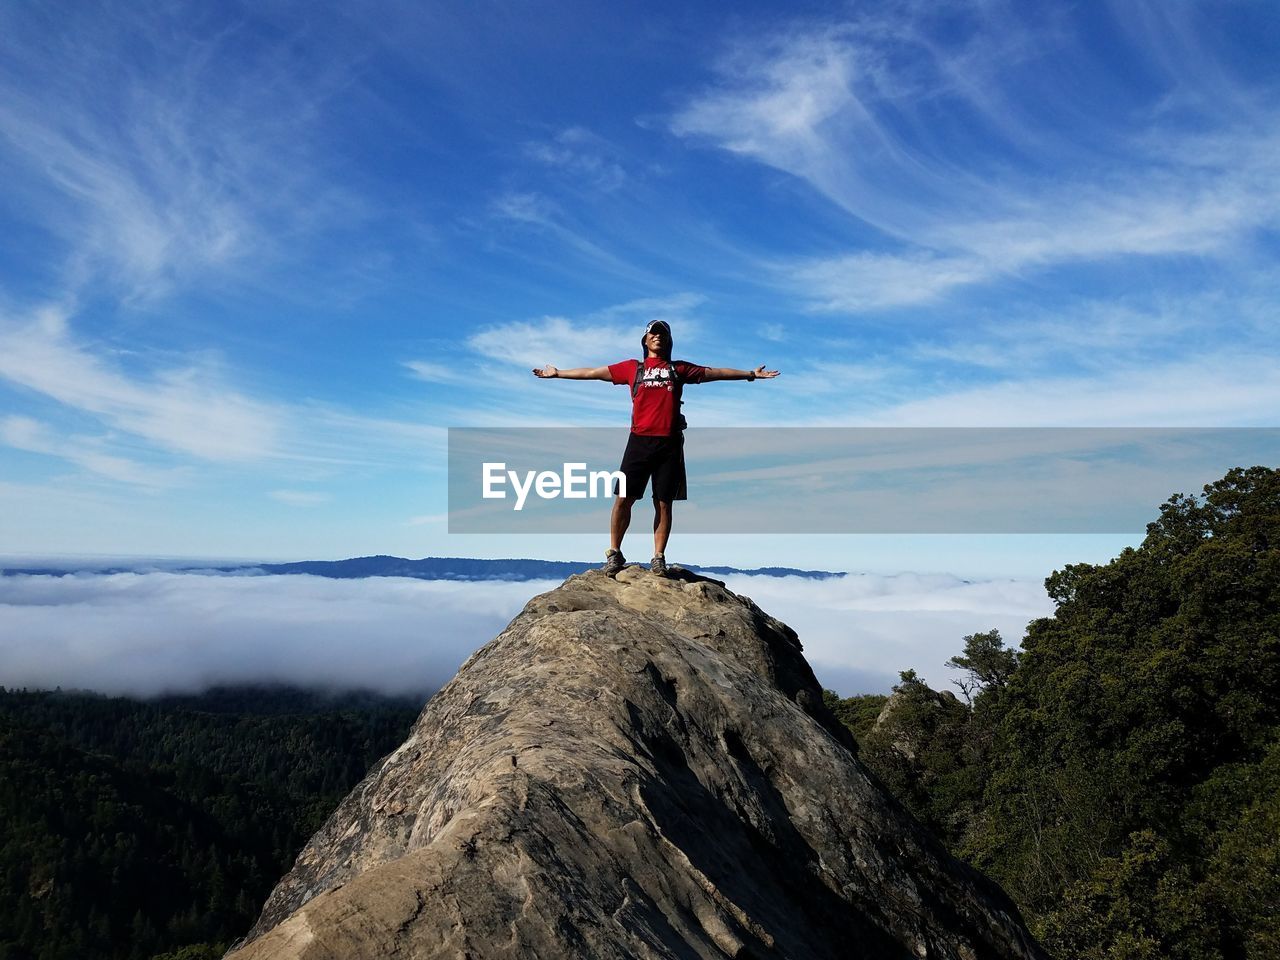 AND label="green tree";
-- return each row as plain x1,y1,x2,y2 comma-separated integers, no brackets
977,467,1280,954
945,629,1018,704
821,690,887,742
0,686,419,960
827,467,1280,959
